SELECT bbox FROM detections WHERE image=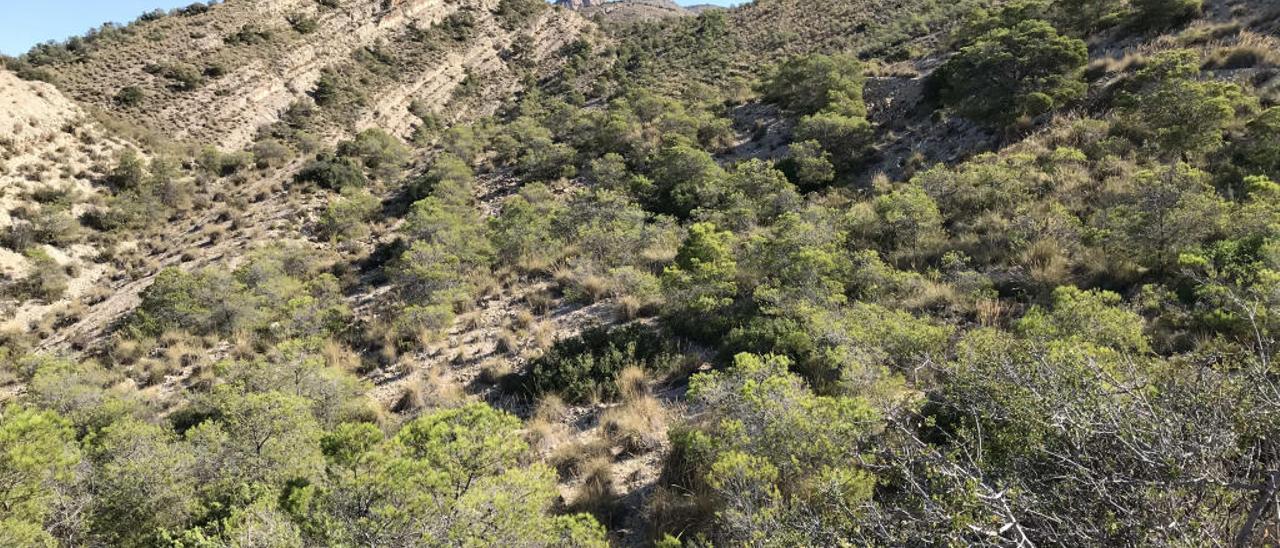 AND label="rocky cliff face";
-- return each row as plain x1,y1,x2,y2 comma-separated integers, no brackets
37,0,590,150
